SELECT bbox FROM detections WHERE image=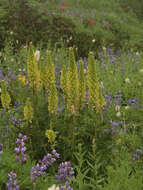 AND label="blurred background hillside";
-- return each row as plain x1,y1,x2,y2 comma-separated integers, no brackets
0,0,143,57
